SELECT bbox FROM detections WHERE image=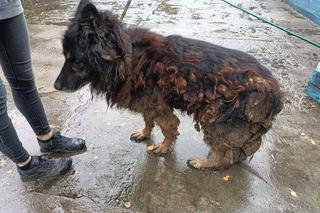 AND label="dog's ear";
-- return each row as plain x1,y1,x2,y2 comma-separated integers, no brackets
76,0,91,12
76,0,105,35
75,0,94,20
